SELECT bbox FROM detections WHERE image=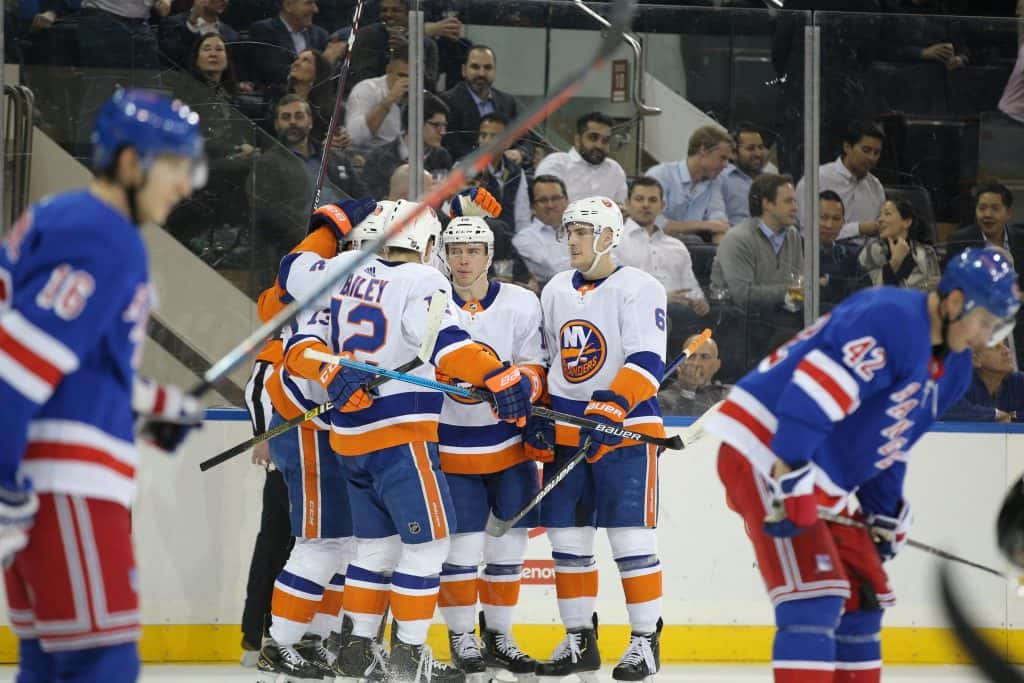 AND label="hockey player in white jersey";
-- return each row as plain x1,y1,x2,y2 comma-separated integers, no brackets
531,197,667,682
434,216,548,682
280,201,533,683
